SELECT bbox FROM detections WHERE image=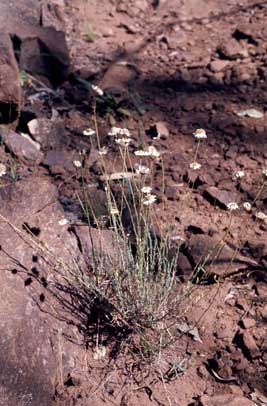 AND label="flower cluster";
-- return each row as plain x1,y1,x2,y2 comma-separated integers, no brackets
193,128,207,140
73,160,82,168
233,170,245,179
255,212,267,221
98,146,109,155
143,194,157,206
141,186,152,194
243,202,252,212
134,145,160,158
135,164,150,175
108,127,131,137
115,137,131,147
190,162,201,170
227,202,239,211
